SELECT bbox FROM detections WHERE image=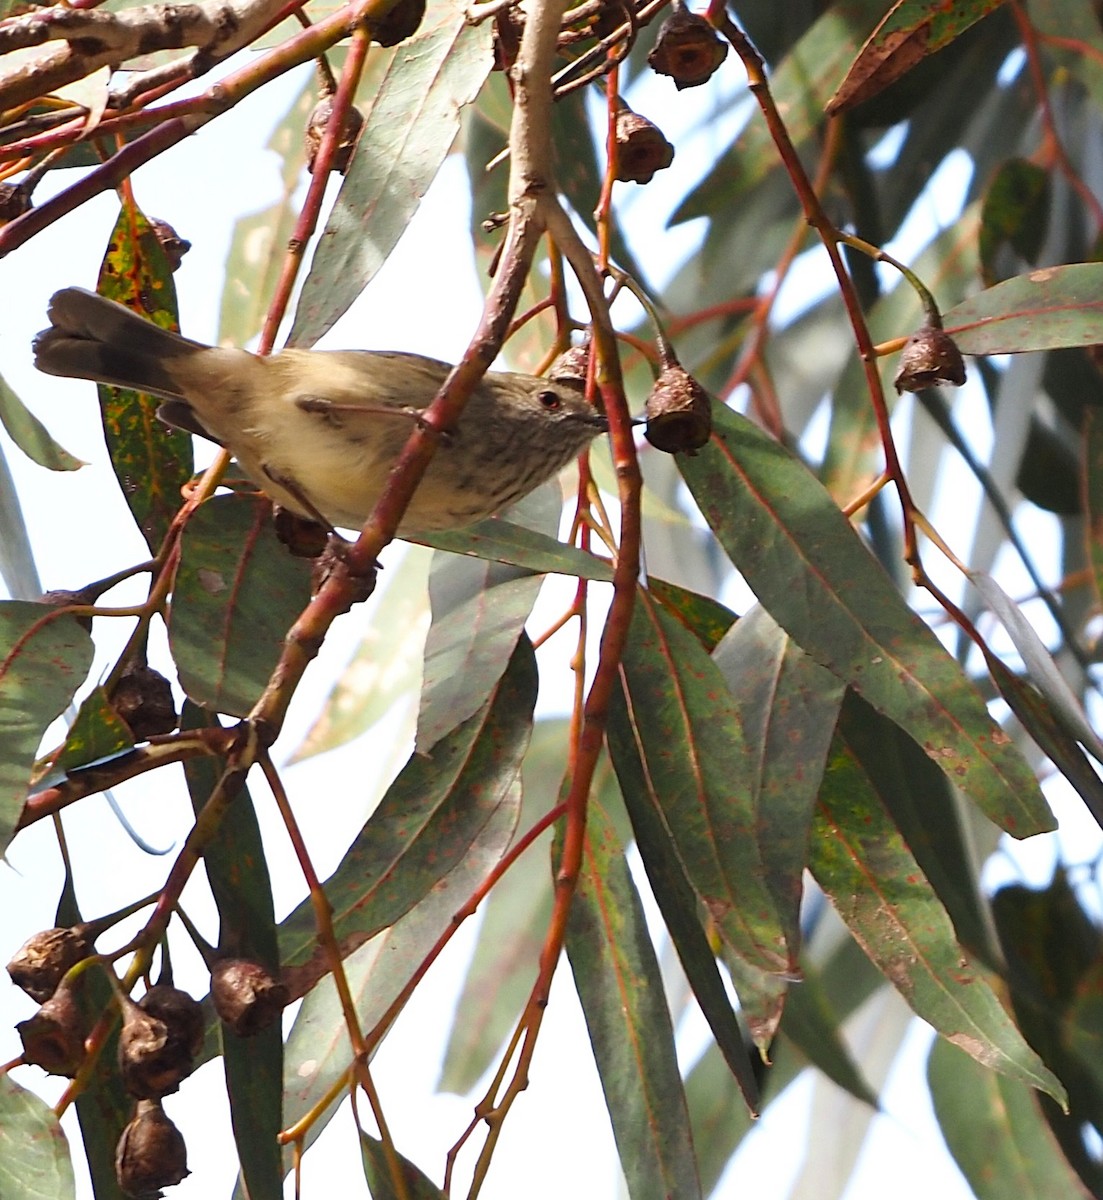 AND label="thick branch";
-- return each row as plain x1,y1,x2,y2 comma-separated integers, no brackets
0,0,283,109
